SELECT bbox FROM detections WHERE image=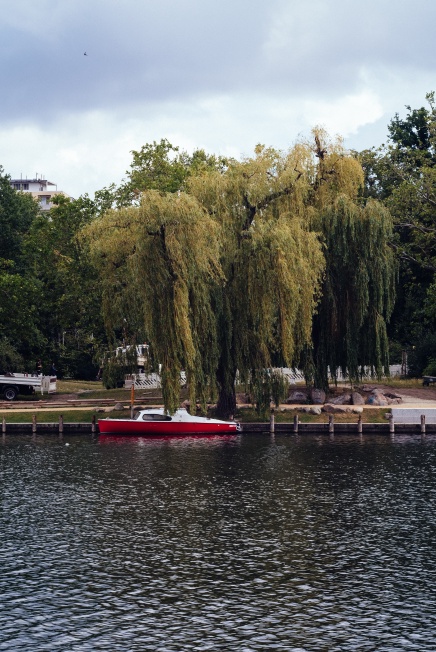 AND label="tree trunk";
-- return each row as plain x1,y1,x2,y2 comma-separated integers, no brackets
215,359,237,419
216,384,237,420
